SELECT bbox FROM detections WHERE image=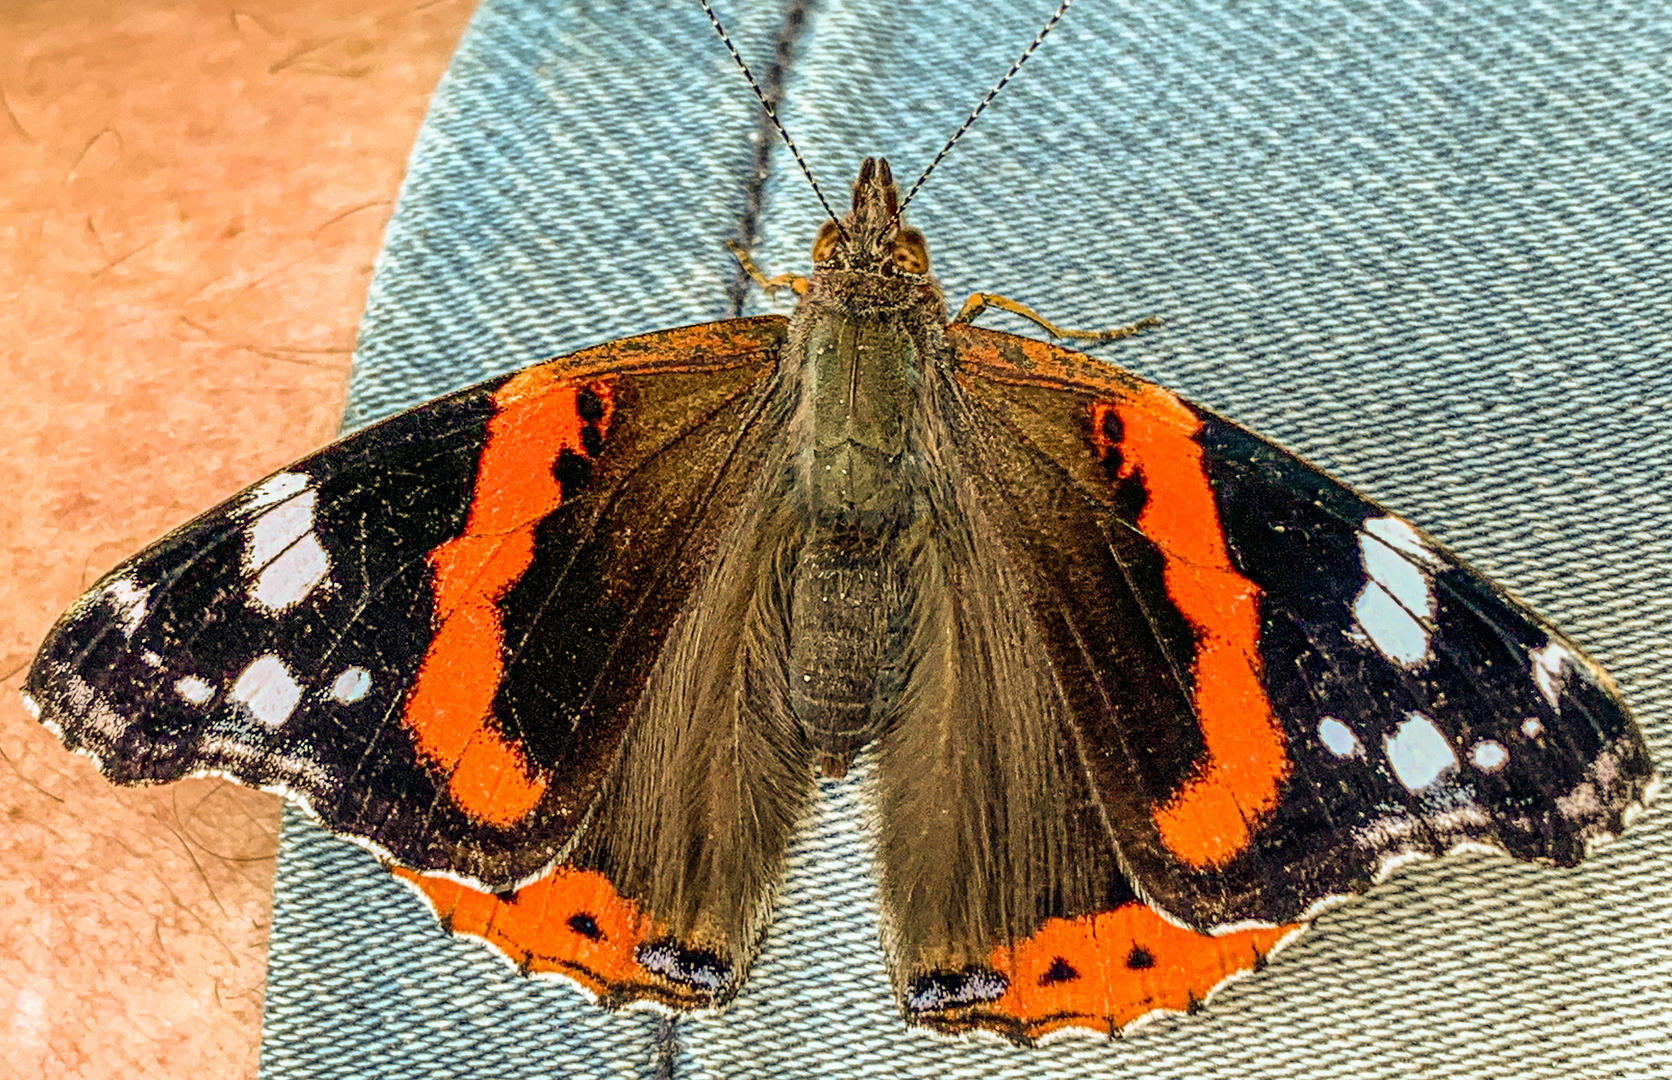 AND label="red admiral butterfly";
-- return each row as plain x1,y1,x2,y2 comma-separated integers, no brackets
21,0,1657,1047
